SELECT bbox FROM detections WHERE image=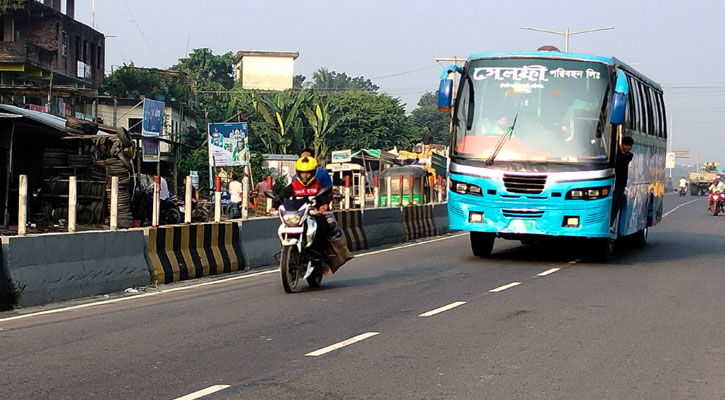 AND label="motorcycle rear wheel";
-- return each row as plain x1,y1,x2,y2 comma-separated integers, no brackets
280,246,301,293
165,208,181,224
